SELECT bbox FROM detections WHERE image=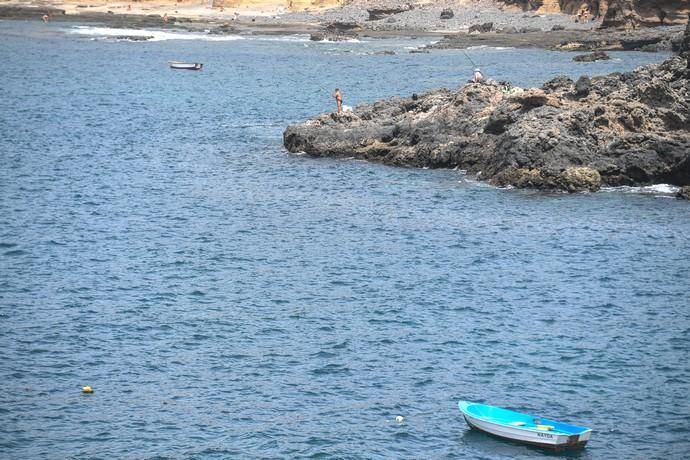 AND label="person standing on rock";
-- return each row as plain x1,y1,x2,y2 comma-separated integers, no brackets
333,88,343,113
473,68,484,83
